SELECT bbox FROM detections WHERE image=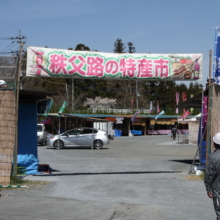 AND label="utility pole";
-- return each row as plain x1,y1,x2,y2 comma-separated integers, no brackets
13,31,26,176
136,80,138,110
72,79,74,111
